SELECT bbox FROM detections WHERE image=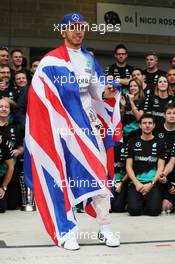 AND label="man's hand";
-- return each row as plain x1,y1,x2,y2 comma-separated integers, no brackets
11,149,22,158
0,187,5,199
115,182,123,193
141,183,153,195
103,84,117,99
158,172,167,184
168,182,175,195
135,182,144,193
